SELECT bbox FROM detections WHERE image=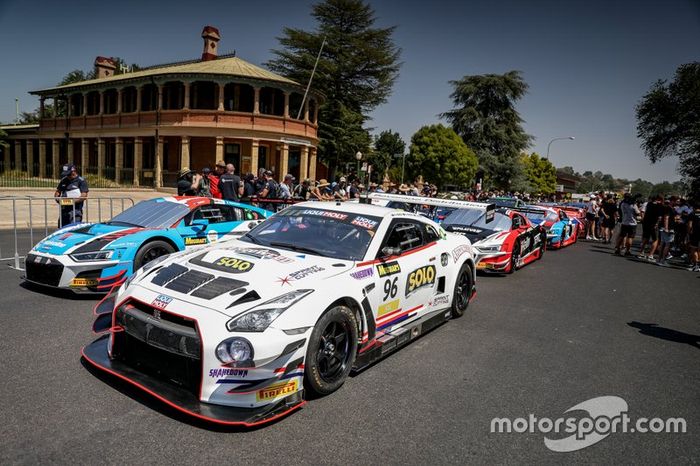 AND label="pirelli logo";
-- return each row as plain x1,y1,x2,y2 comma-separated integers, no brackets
256,380,298,402
376,261,401,277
